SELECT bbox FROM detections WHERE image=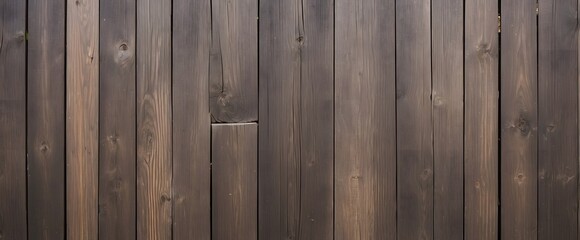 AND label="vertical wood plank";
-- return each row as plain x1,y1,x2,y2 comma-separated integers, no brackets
464,0,499,239
500,0,538,239
212,124,257,240
258,0,334,238
66,0,99,237
99,0,136,237
395,0,433,239
136,0,172,237
538,0,578,239
210,0,257,123
0,0,27,238
432,0,464,238
172,0,211,237
27,0,66,237
334,0,396,238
